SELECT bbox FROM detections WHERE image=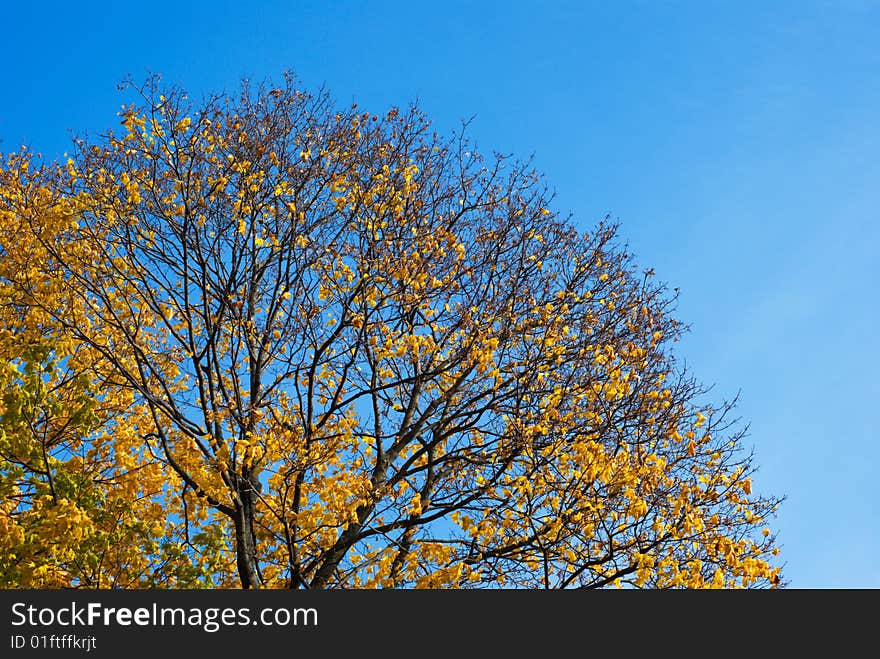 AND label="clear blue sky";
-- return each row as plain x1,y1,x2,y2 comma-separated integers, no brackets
2,0,877,587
